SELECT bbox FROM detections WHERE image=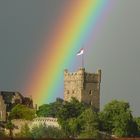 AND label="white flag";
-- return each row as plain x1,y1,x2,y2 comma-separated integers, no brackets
77,48,84,56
